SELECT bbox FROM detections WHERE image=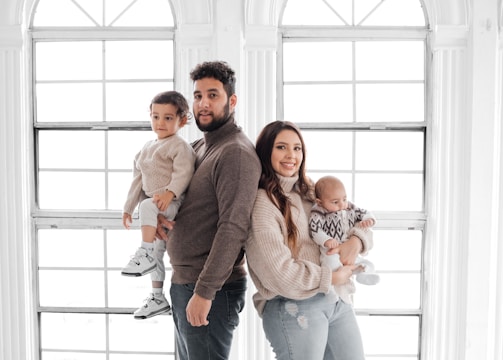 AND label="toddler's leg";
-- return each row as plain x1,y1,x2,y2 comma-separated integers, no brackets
120,199,159,277
133,238,172,319
151,238,166,284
